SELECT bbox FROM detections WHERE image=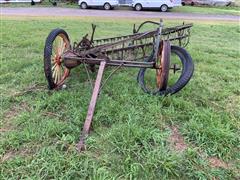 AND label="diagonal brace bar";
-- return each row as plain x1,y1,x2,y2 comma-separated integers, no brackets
76,61,106,152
